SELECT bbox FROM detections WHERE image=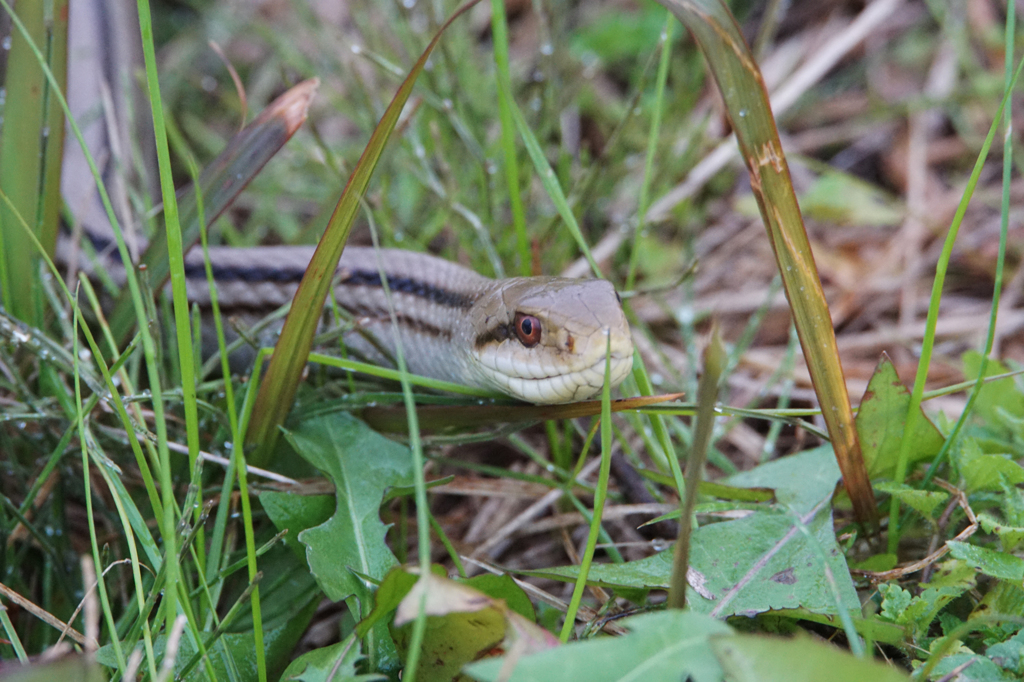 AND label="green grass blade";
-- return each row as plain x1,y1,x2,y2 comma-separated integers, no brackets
657,0,876,524
489,0,530,275
245,0,484,465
